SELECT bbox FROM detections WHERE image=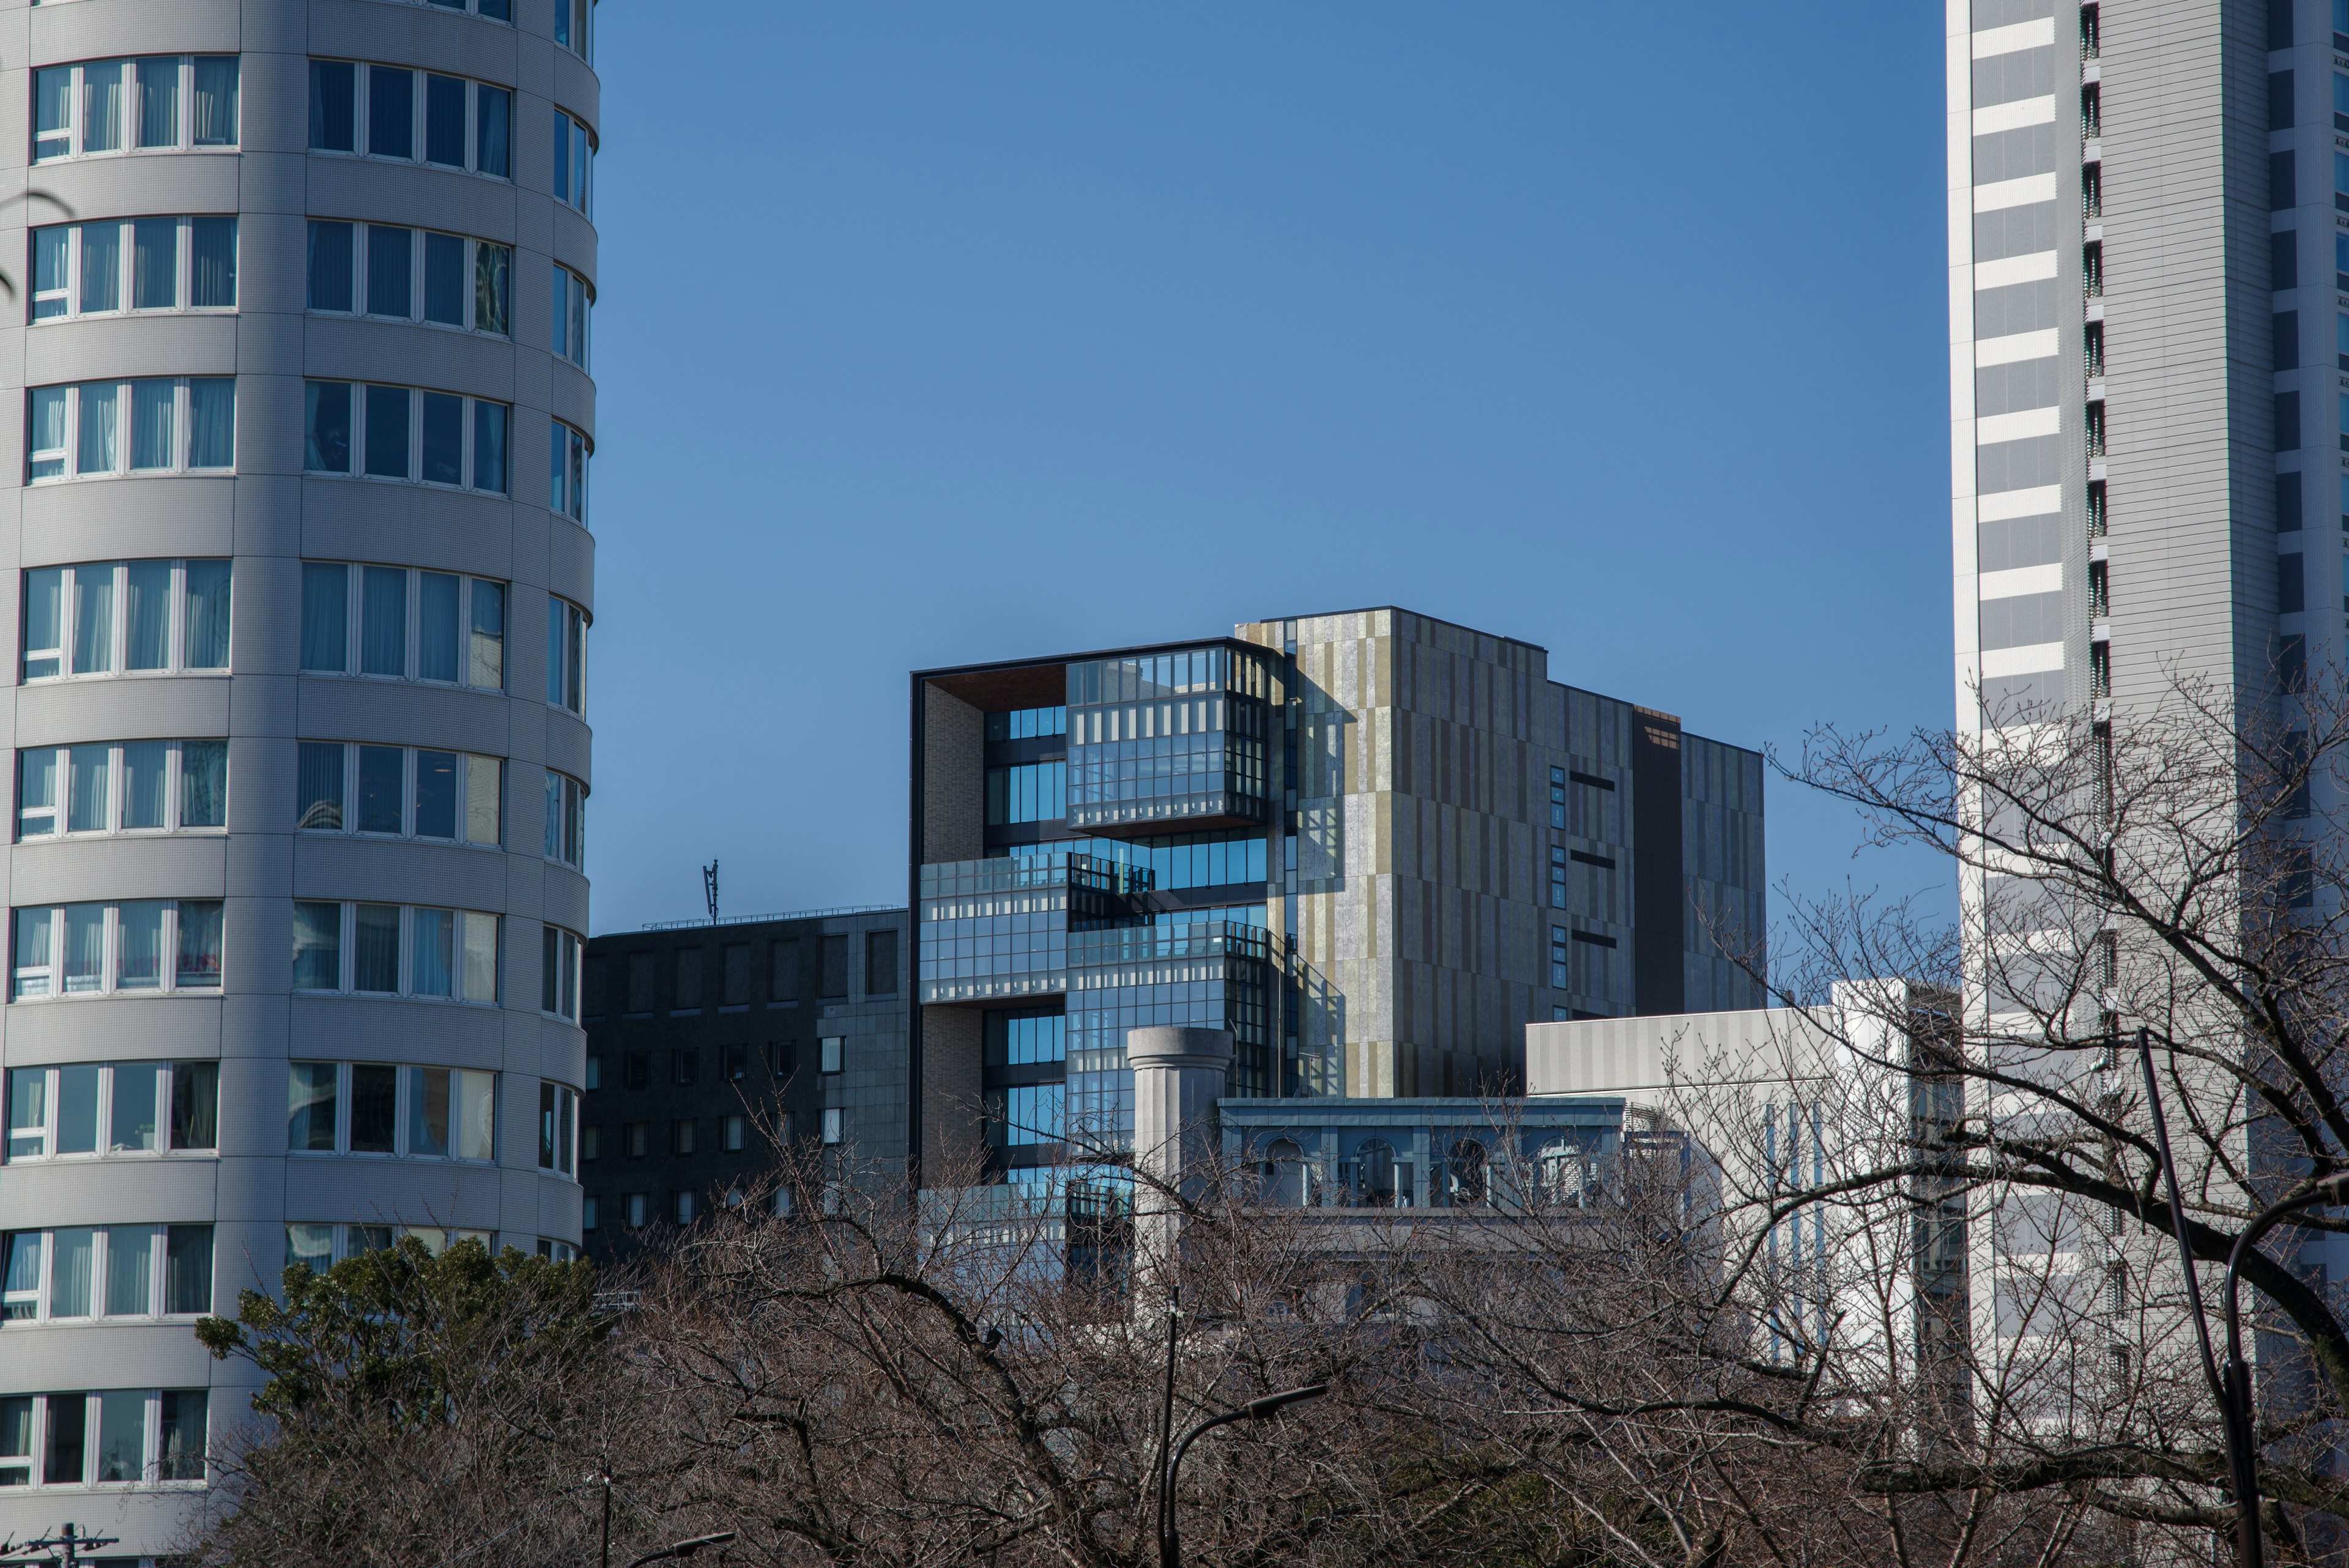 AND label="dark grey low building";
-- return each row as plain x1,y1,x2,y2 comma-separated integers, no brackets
579,906,908,1262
